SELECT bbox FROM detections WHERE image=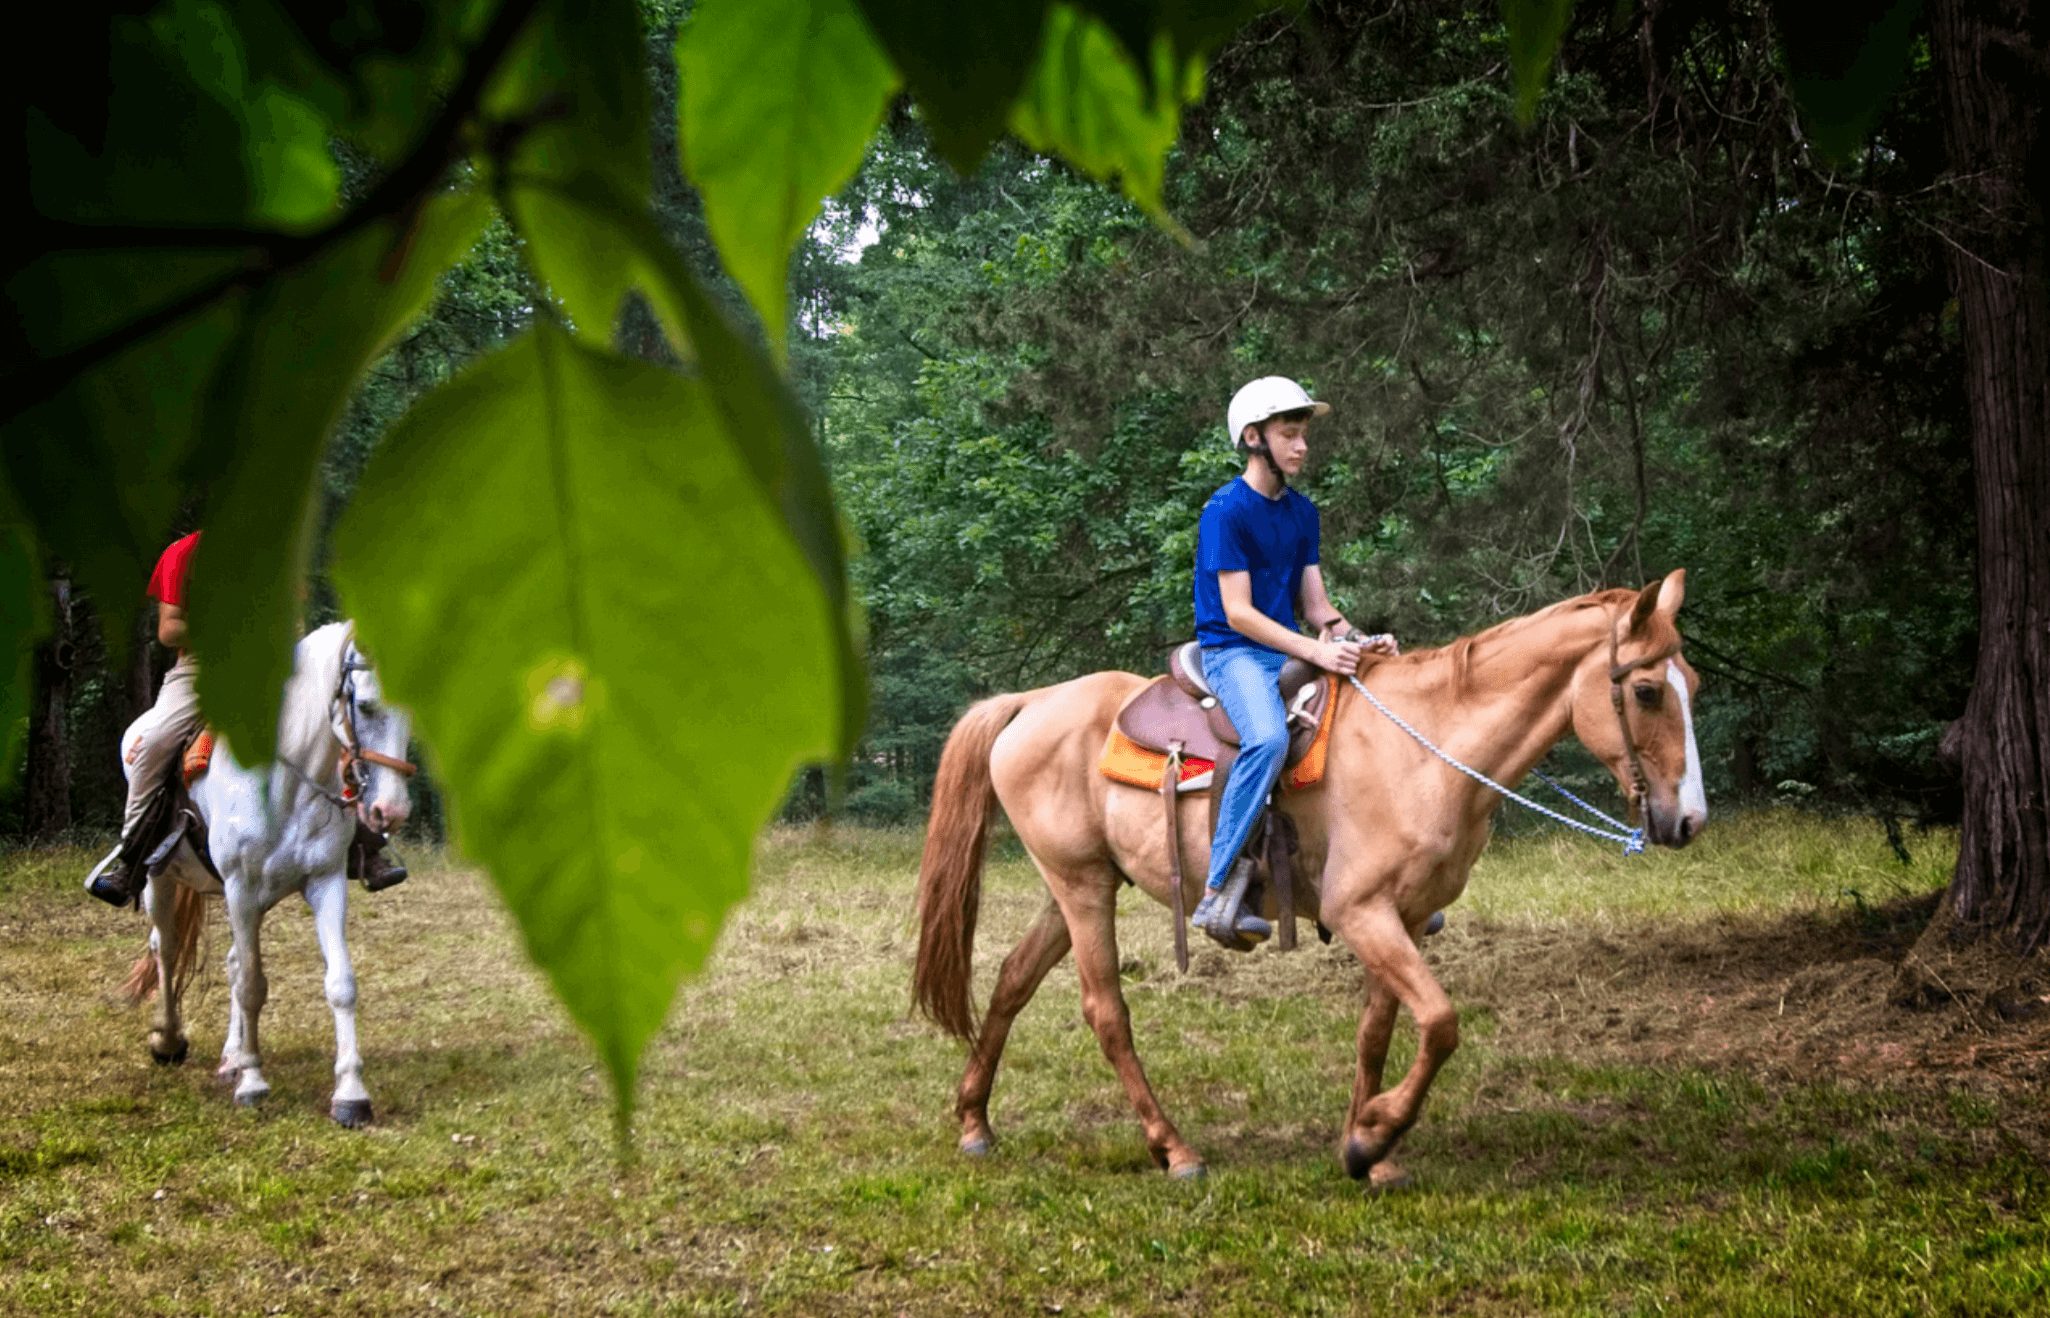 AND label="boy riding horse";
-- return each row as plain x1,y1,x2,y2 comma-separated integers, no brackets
84,530,409,906
1188,377,1399,947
